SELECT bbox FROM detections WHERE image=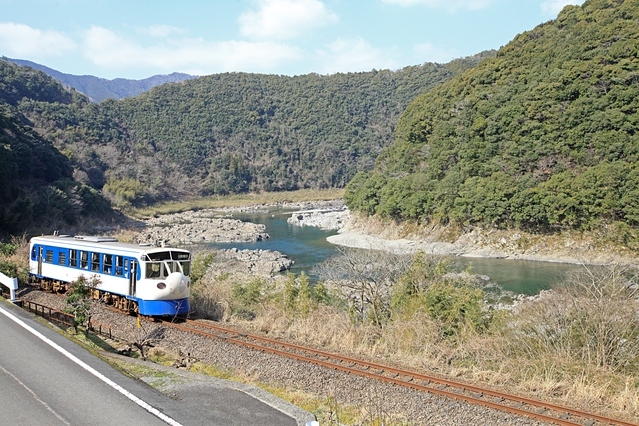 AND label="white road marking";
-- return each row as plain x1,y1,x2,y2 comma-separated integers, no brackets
0,305,183,426
0,364,72,425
